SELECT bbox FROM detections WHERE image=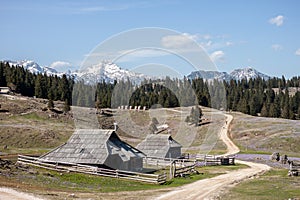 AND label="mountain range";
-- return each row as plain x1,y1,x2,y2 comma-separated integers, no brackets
187,67,271,81
3,59,271,83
